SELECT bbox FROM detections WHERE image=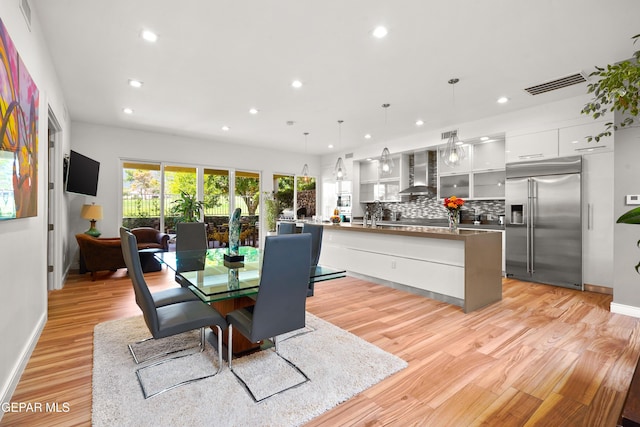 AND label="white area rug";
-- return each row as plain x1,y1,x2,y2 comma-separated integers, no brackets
92,313,407,426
